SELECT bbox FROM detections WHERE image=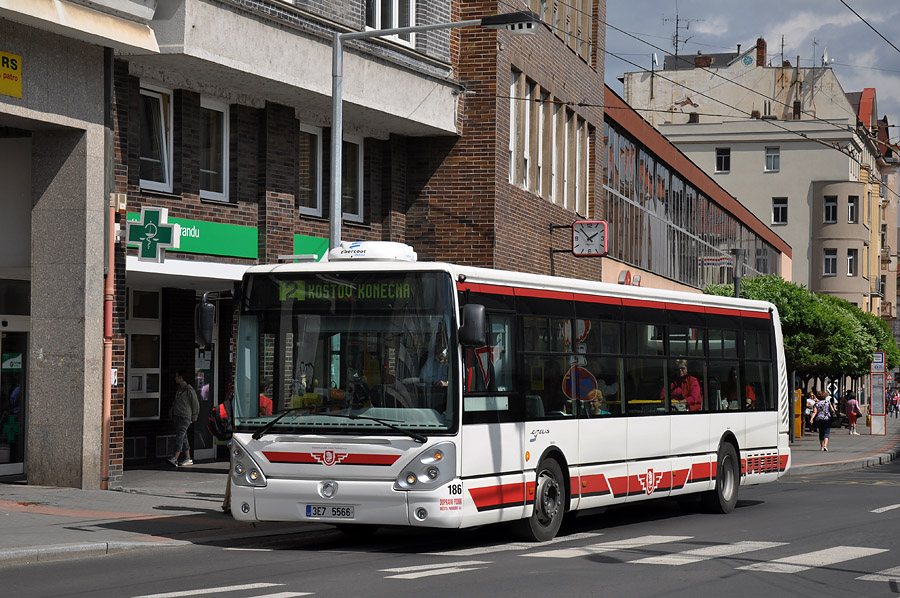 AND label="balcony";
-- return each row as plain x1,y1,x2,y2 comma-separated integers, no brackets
881,301,895,319
881,247,893,263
